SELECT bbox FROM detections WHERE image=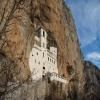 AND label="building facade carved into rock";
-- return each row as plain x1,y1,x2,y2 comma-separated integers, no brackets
29,28,67,84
